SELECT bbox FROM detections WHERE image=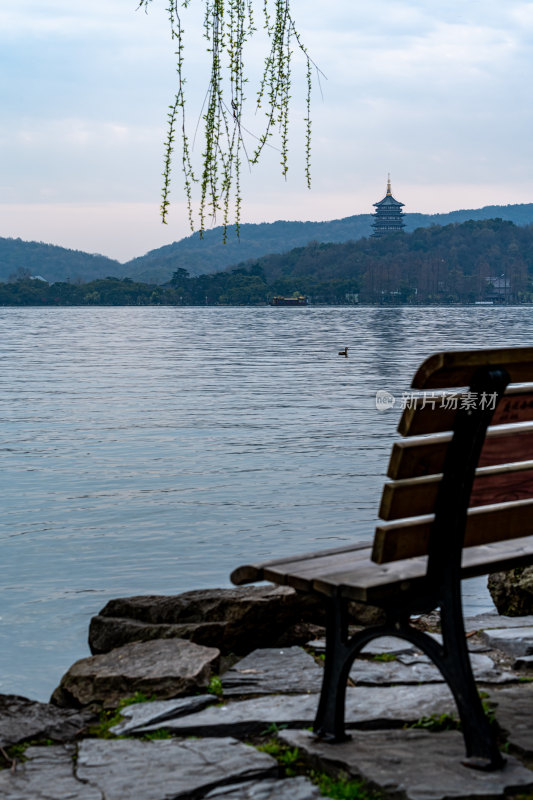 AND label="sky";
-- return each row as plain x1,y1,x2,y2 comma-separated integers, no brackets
2,0,533,262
